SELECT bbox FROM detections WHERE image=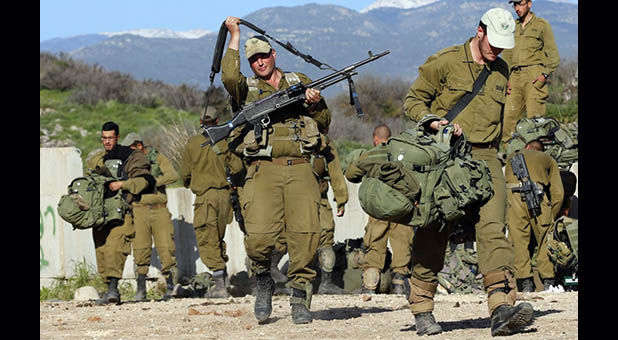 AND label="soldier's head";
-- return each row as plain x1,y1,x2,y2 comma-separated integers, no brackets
245,36,277,79
122,132,147,153
475,8,515,62
101,121,120,151
201,106,219,127
372,124,391,146
509,0,532,19
525,139,544,151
